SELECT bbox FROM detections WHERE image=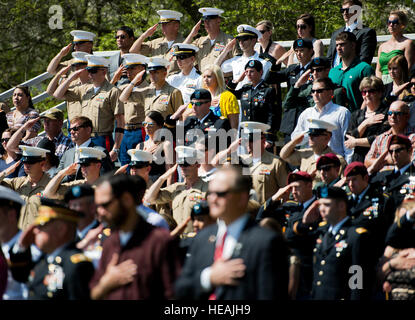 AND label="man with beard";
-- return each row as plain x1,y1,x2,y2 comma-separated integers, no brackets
89,174,181,300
